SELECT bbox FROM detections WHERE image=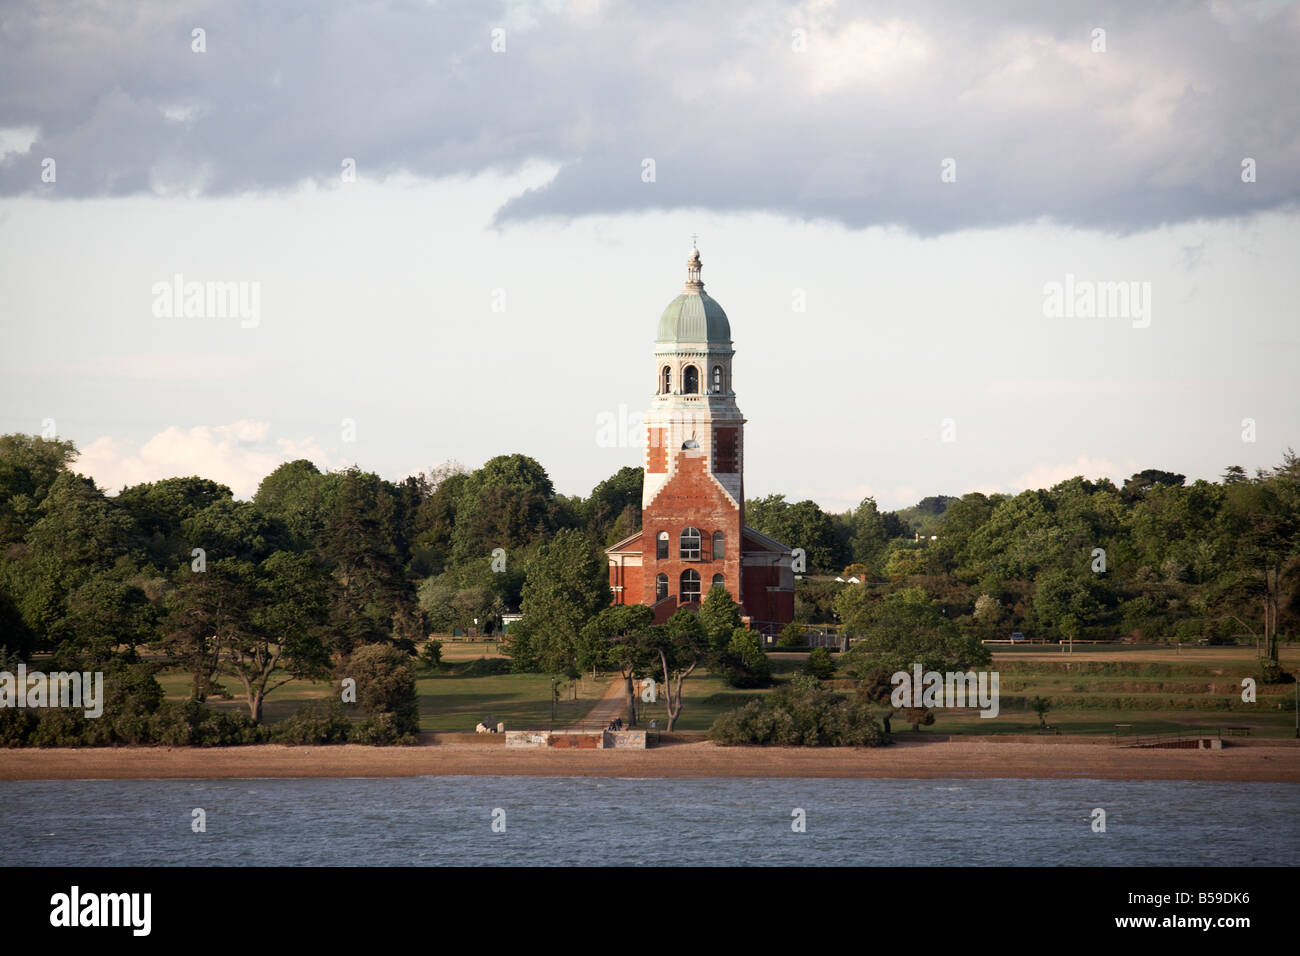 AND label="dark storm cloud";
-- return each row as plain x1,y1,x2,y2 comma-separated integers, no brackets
1,0,1296,234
